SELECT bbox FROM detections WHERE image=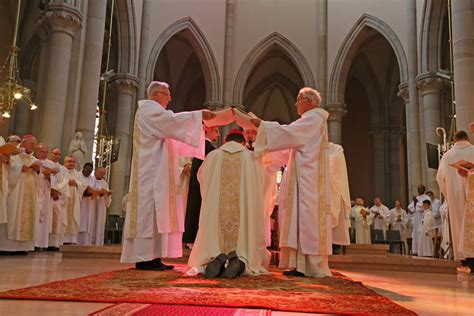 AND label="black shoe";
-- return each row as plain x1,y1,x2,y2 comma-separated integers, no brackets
205,253,228,278
151,258,174,270
47,247,60,252
283,269,305,277
221,251,245,279
136,260,170,271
